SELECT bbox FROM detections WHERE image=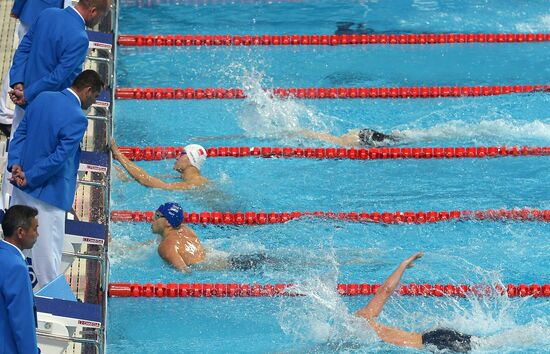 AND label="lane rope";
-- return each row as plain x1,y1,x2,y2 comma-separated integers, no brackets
110,208,550,224
116,145,550,161
118,33,550,46
115,85,550,100
108,282,550,298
